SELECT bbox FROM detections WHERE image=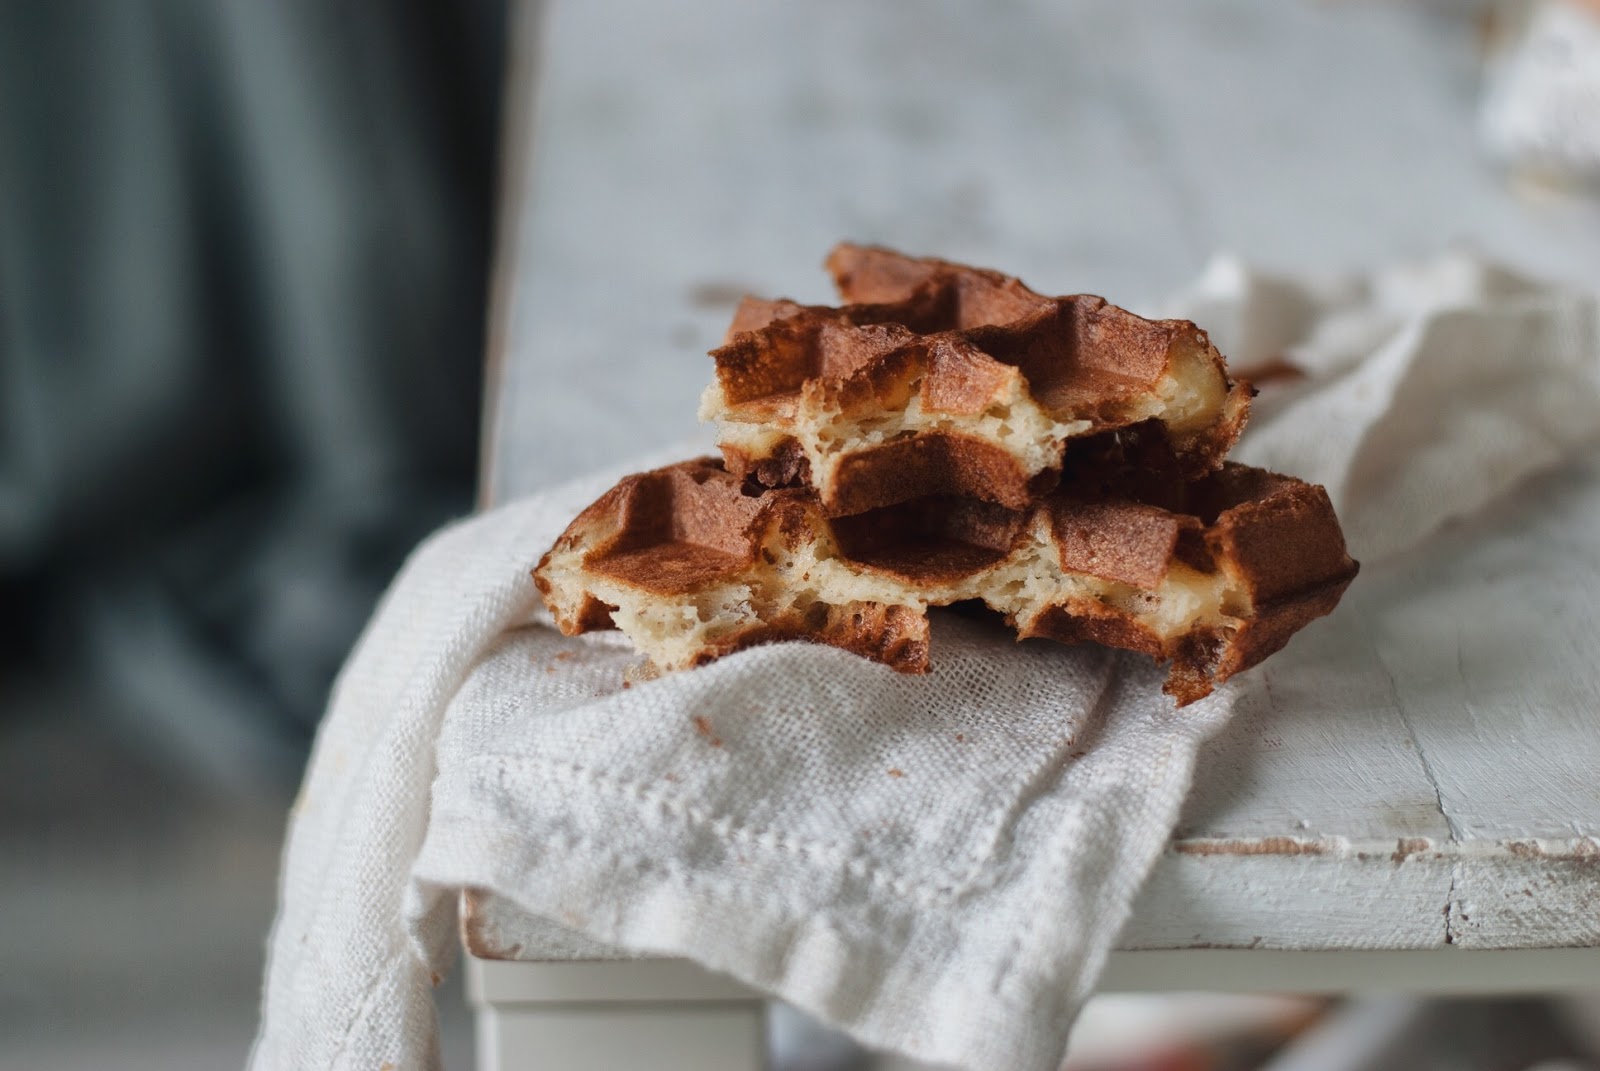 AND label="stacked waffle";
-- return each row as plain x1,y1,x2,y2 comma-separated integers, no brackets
535,246,1357,704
